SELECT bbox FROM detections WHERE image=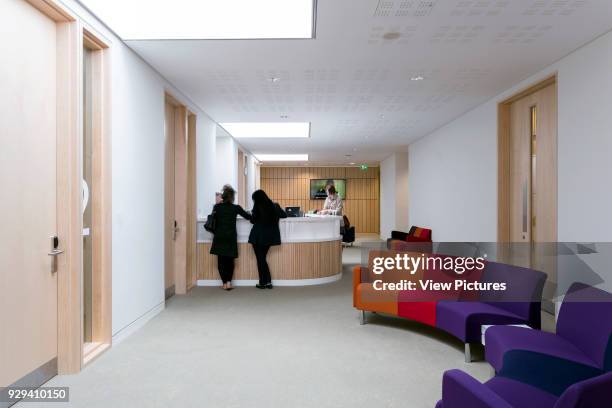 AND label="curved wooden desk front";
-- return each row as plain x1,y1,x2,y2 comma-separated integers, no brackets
196,216,343,286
